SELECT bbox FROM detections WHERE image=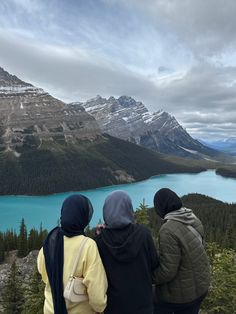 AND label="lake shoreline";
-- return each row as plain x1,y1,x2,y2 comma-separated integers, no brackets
0,168,207,197
1,170,236,232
